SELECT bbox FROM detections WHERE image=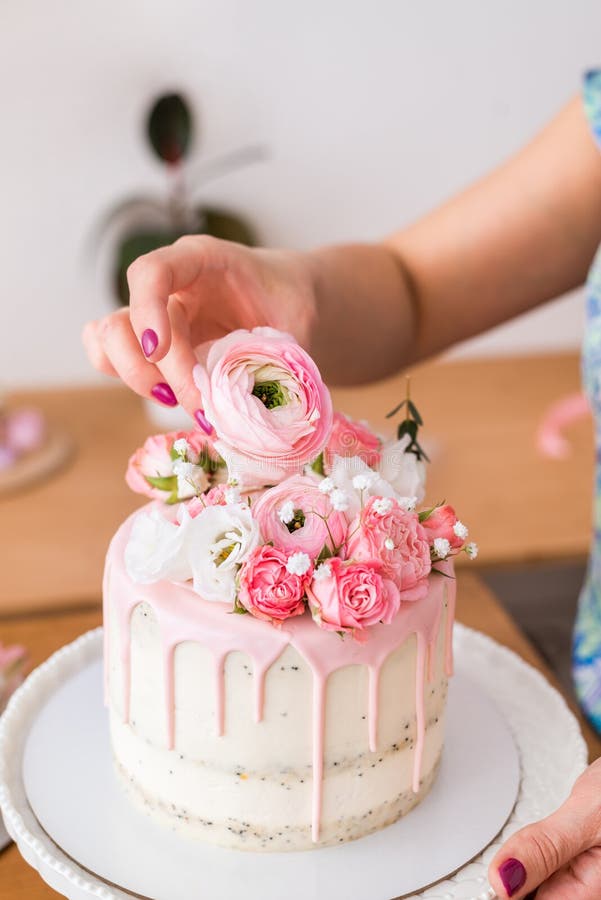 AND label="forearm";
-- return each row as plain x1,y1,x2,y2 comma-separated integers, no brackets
307,97,601,386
